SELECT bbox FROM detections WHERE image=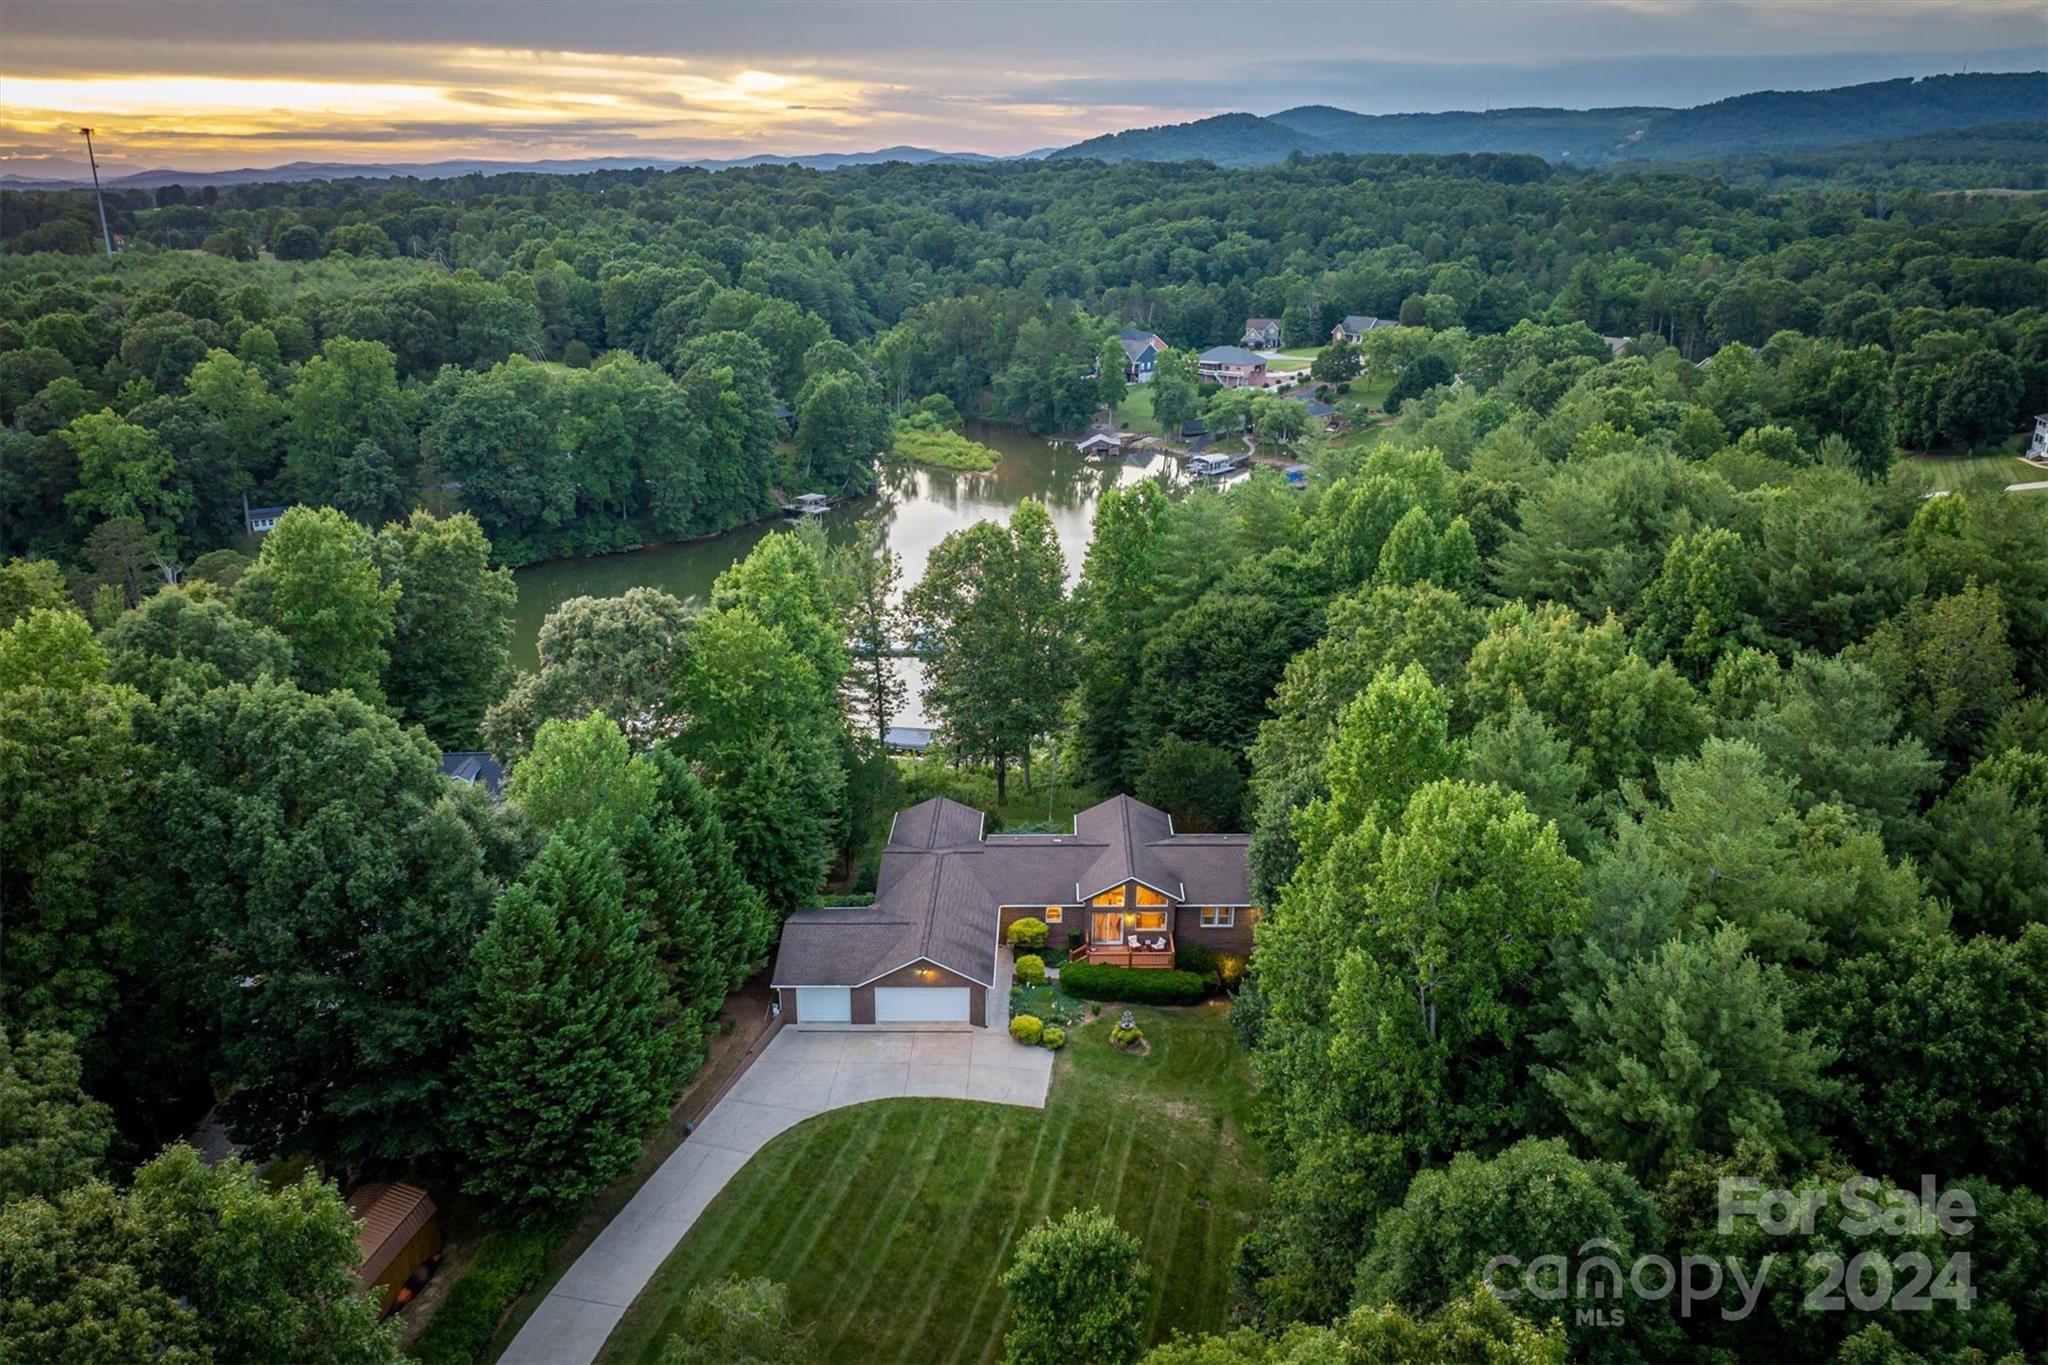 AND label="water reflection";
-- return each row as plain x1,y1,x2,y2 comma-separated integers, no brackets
510,422,1199,724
